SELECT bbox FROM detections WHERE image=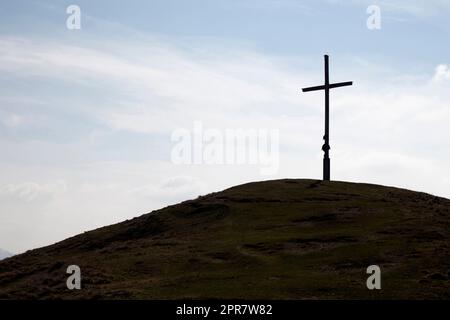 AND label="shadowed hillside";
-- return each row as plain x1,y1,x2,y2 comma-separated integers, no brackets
0,179,449,299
